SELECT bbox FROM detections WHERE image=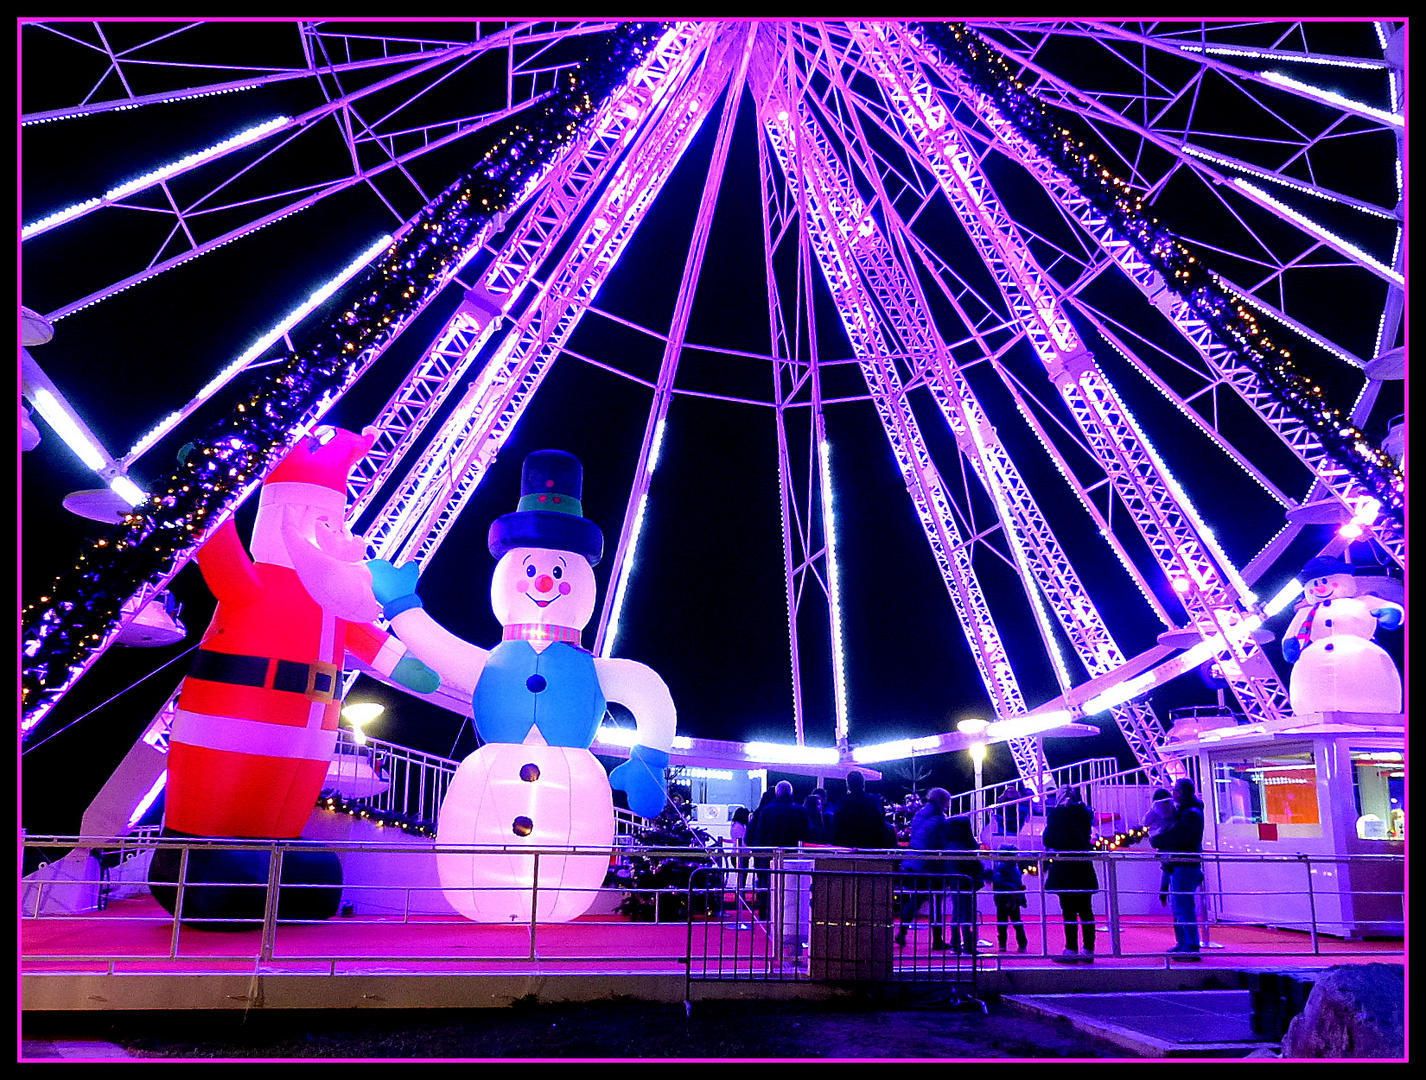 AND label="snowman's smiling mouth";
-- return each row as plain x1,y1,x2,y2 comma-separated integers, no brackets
528,594,558,608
